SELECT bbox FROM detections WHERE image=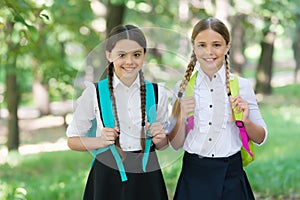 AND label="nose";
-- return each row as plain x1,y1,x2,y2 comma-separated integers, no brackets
206,46,213,55
125,55,133,64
